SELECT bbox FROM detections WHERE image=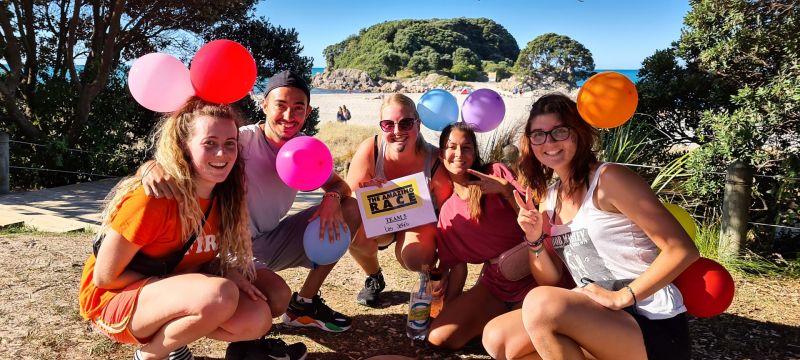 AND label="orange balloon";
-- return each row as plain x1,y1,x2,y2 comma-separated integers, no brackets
576,72,638,128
